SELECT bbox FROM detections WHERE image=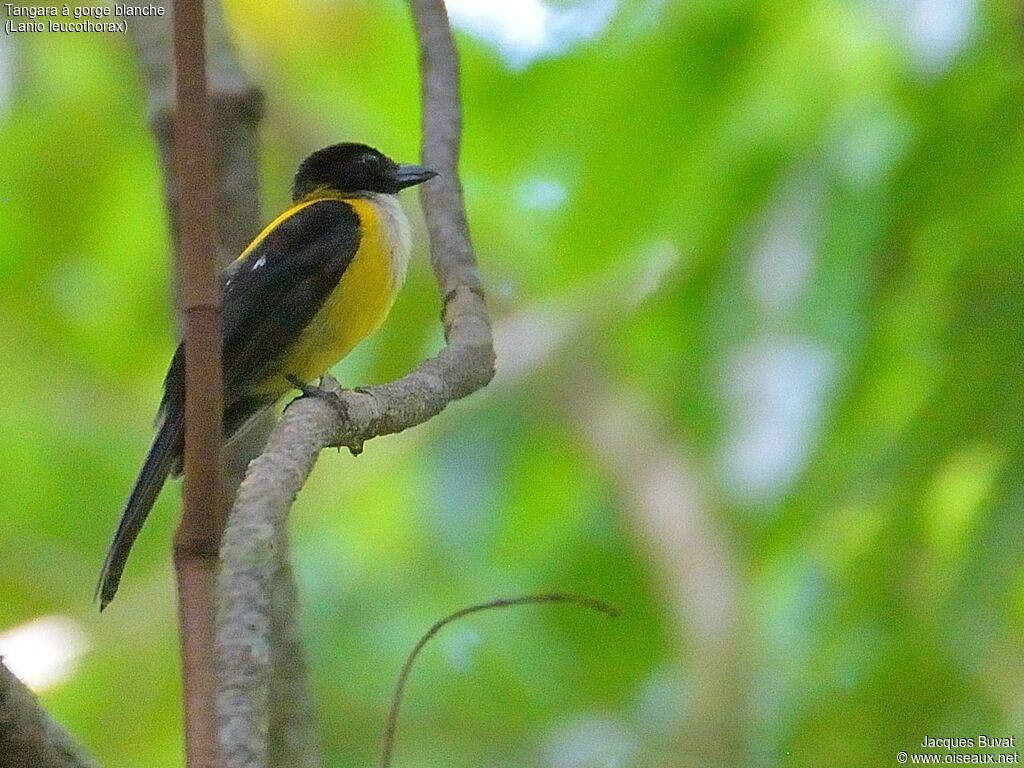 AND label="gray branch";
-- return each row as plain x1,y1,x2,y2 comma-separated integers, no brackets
216,0,493,766
0,661,98,768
